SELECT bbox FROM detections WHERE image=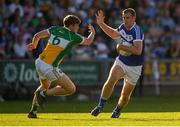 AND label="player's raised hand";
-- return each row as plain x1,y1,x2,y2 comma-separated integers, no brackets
27,43,36,51
88,24,95,35
96,10,105,25
81,24,95,46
